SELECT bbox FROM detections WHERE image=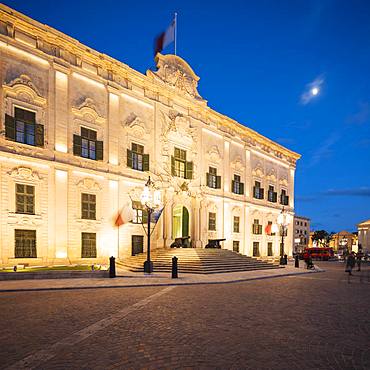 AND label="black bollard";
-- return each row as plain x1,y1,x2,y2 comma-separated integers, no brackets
172,256,178,278
295,255,299,268
109,256,116,278
284,254,288,265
